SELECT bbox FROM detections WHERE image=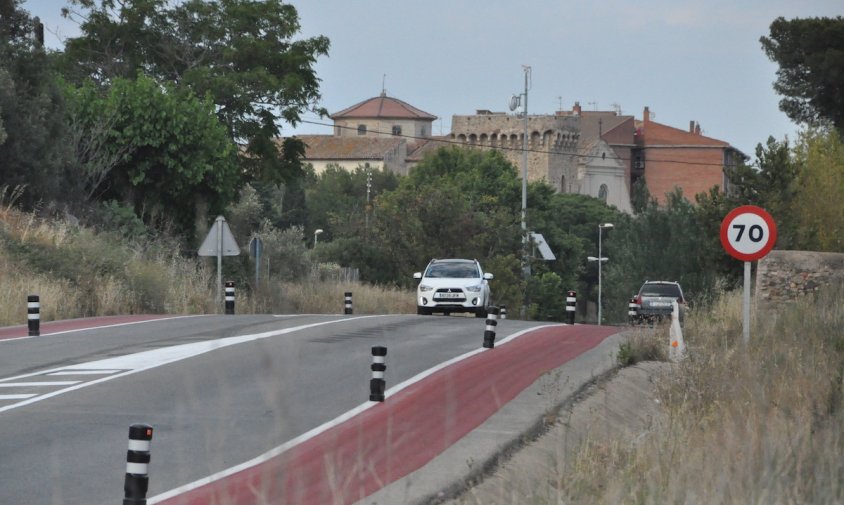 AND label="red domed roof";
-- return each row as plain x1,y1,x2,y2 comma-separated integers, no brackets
331,93,437,121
